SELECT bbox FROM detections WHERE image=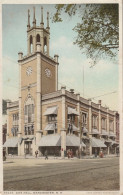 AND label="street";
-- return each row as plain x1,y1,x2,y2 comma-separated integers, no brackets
3,157,119,191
